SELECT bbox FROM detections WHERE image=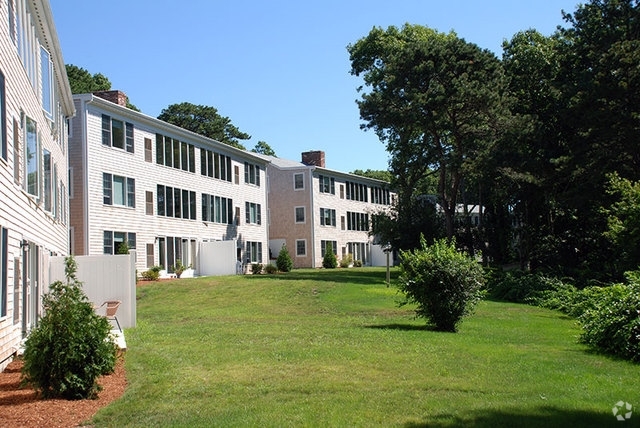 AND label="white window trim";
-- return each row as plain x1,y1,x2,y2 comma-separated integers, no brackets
293,173,304,191
295,239,307,257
